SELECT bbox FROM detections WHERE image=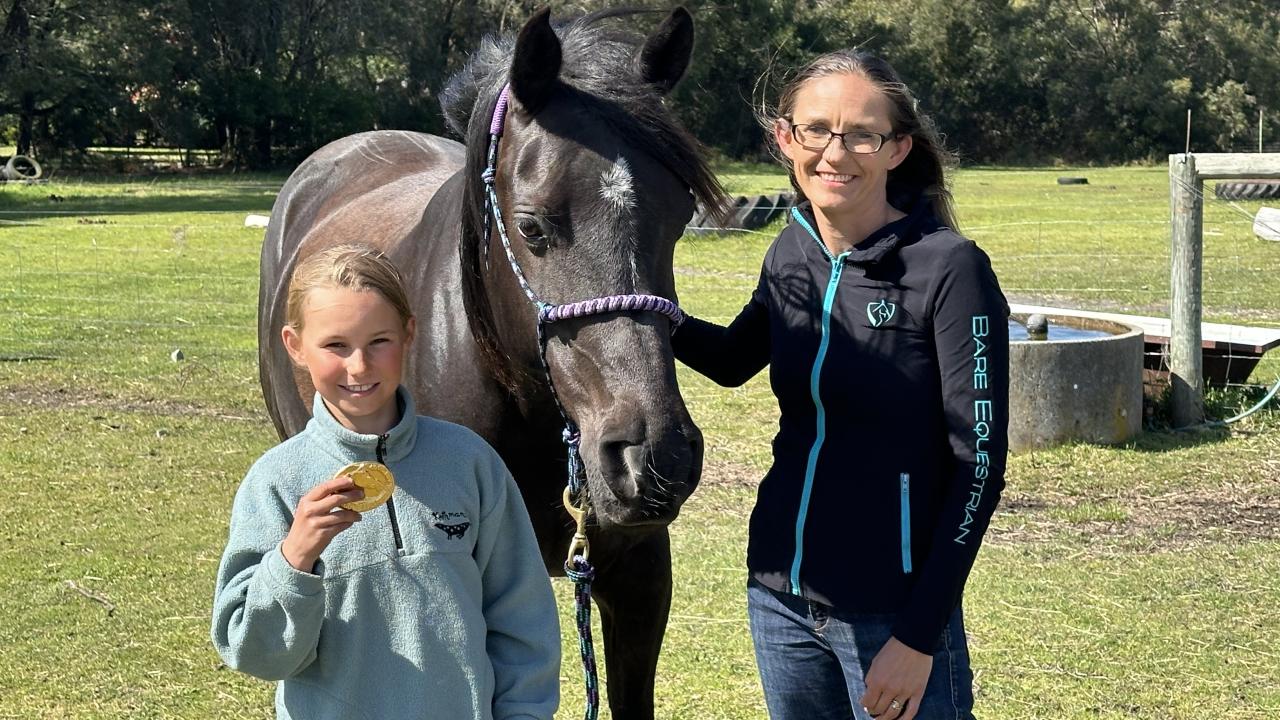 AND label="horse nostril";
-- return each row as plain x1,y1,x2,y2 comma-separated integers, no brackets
599,439,643,500
623,444,647,479
687,429,704,482
591,416,702,515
